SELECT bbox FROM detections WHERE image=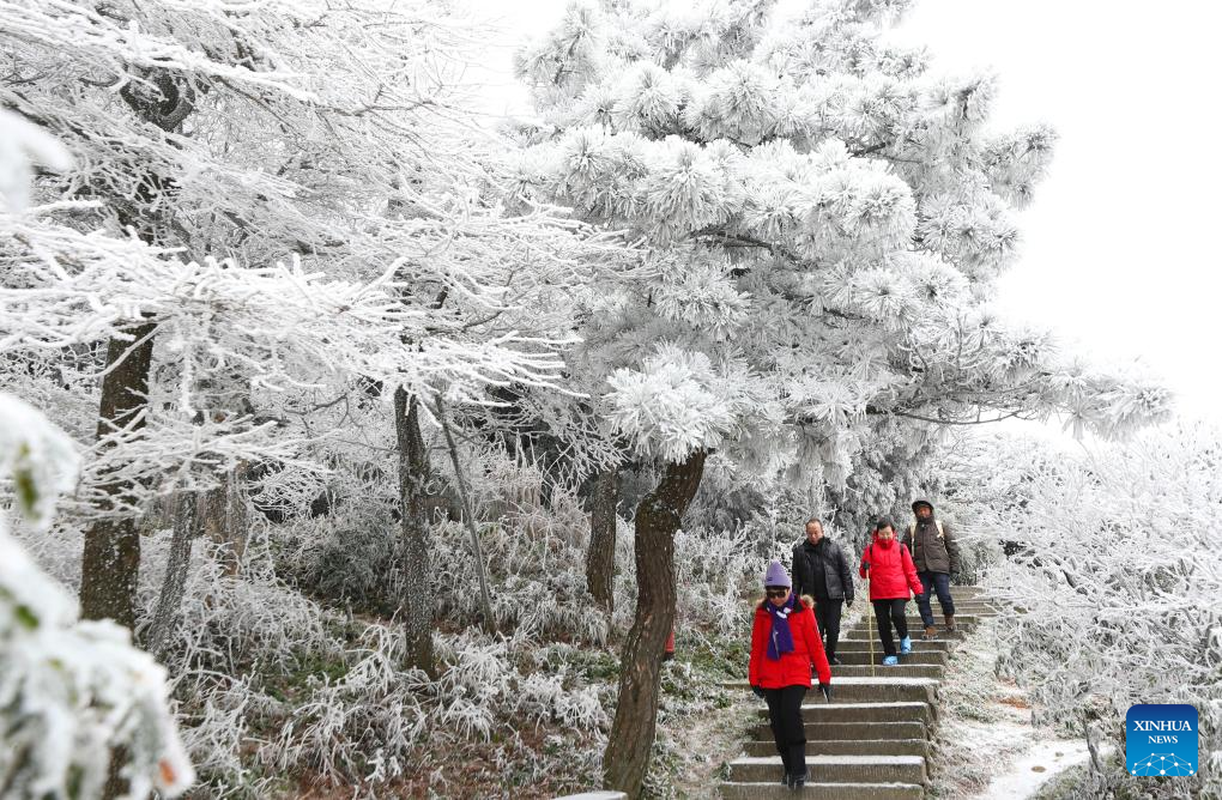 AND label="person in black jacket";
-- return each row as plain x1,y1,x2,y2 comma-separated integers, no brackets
791,518,855,666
